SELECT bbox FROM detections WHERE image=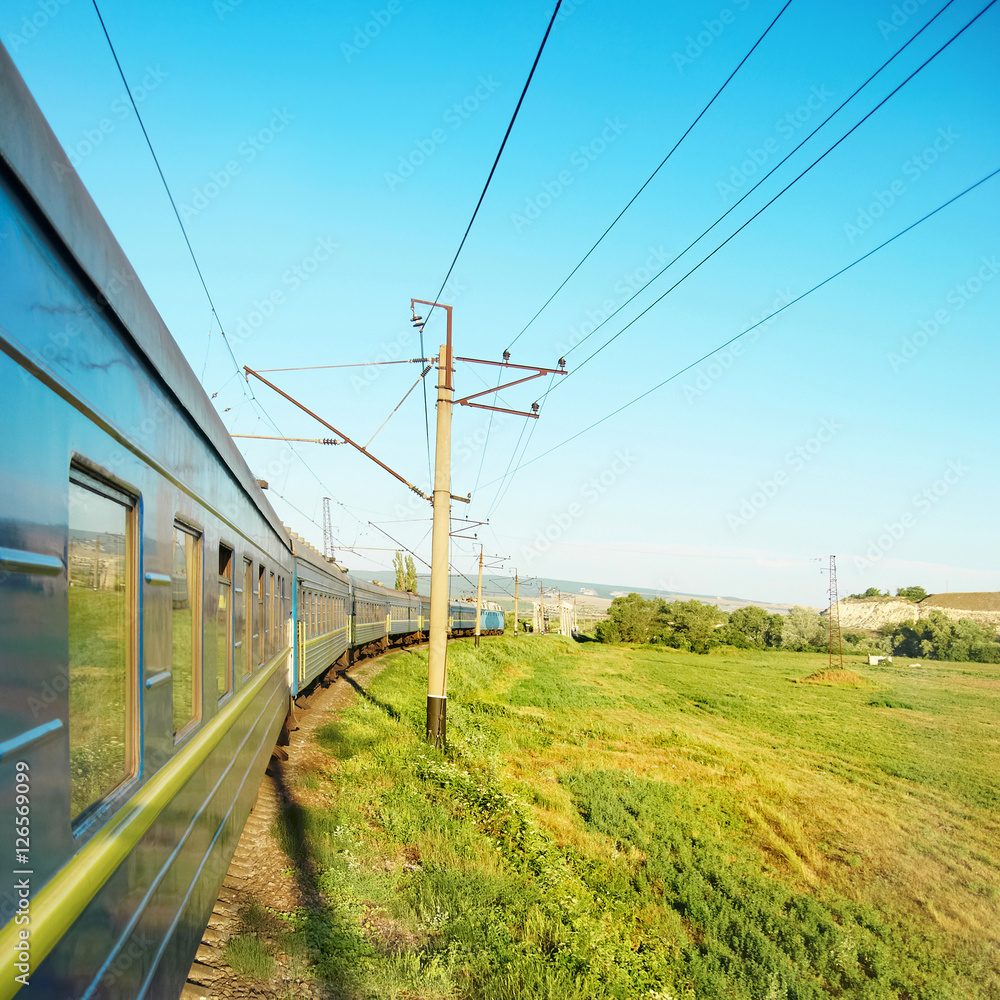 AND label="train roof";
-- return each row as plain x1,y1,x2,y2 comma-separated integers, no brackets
287,530,349,579
0,44,290,547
